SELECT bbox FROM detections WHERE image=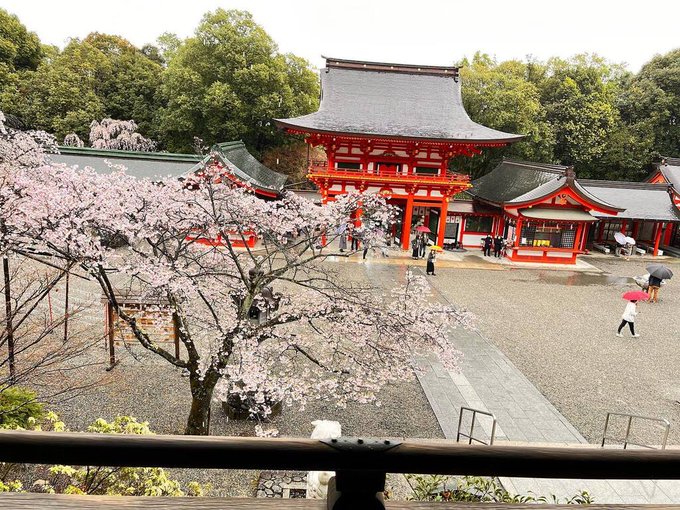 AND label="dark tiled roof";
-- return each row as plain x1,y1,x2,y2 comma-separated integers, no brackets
658,157,680,190
470,159,569,204
580,180,680,221
210,141,287,193
276,57,523,143
447,201,501,215
50,147,202,179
